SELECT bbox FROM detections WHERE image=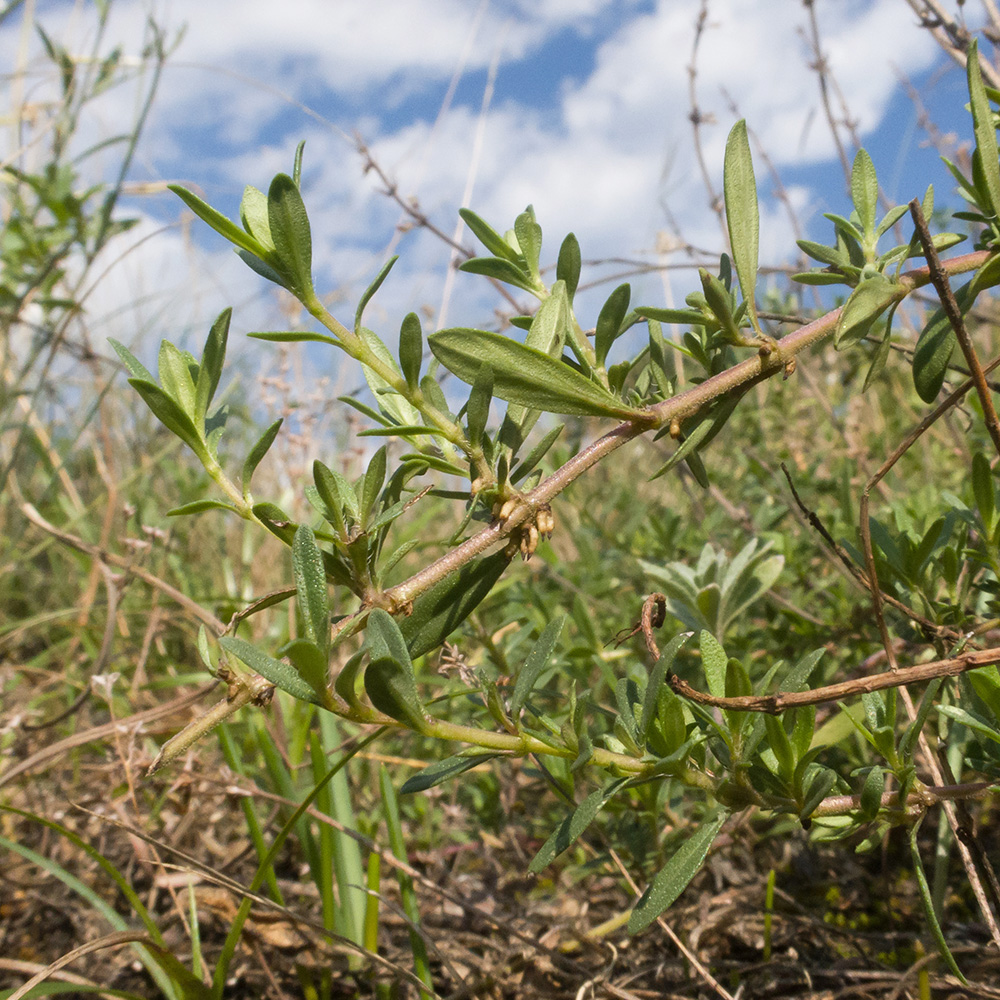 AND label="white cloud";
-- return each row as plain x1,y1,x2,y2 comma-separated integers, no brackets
2,0,973,346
